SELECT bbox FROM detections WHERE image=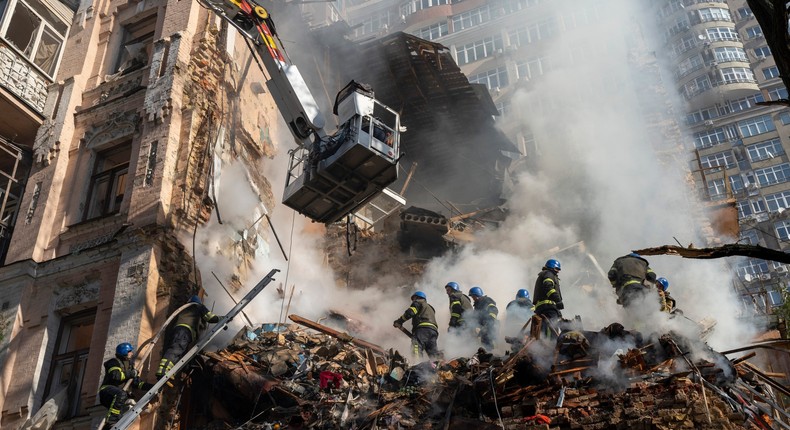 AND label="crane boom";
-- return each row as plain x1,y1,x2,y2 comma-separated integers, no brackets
200,0,403,223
